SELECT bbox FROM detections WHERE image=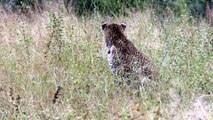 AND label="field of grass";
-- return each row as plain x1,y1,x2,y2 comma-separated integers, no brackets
0,3,212,120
